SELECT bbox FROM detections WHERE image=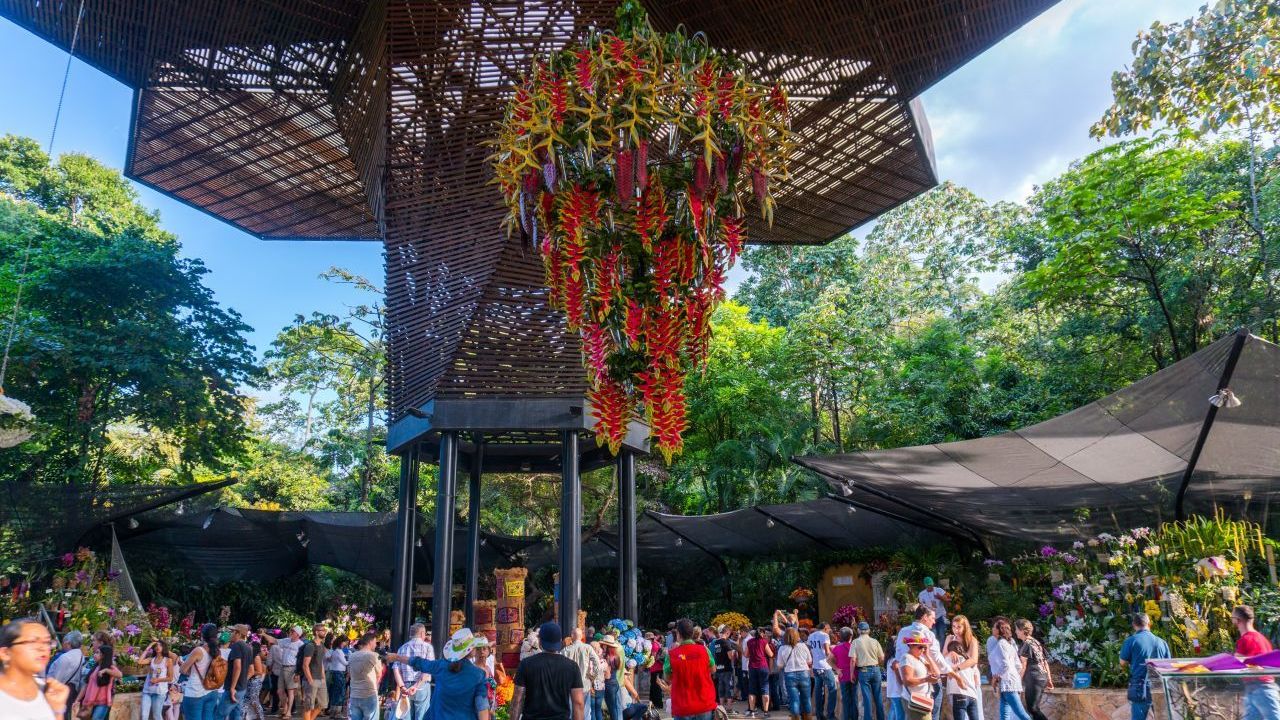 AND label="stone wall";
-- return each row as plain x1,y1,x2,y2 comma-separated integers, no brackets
935,688,1157,720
